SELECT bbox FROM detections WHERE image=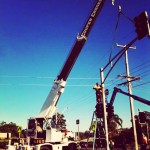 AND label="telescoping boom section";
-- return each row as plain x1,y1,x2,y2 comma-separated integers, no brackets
38,0,106,119
58,0,105,81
